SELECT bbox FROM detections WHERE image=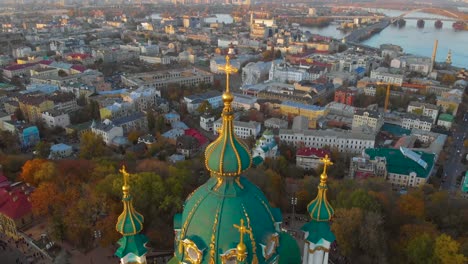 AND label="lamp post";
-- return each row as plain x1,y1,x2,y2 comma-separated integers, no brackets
291,196,297,229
